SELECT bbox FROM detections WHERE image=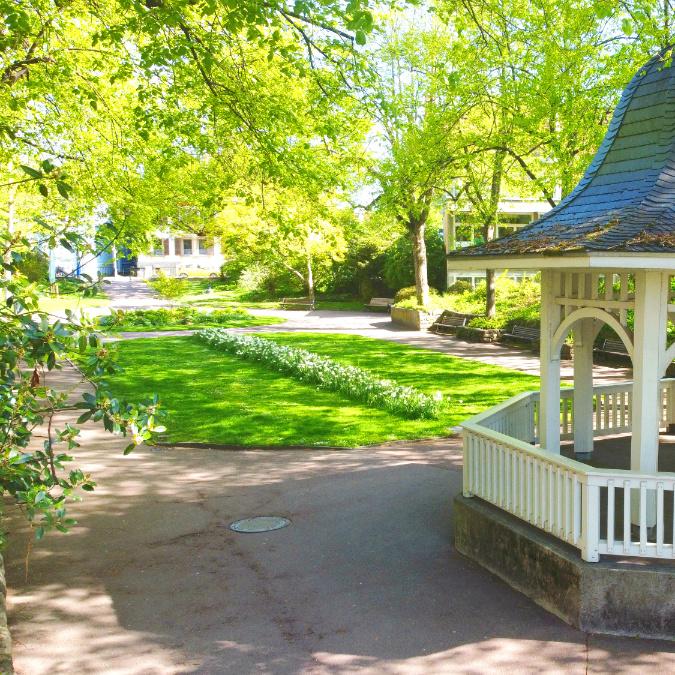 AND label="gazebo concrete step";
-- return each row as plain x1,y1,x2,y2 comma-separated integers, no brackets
454,495,675,640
